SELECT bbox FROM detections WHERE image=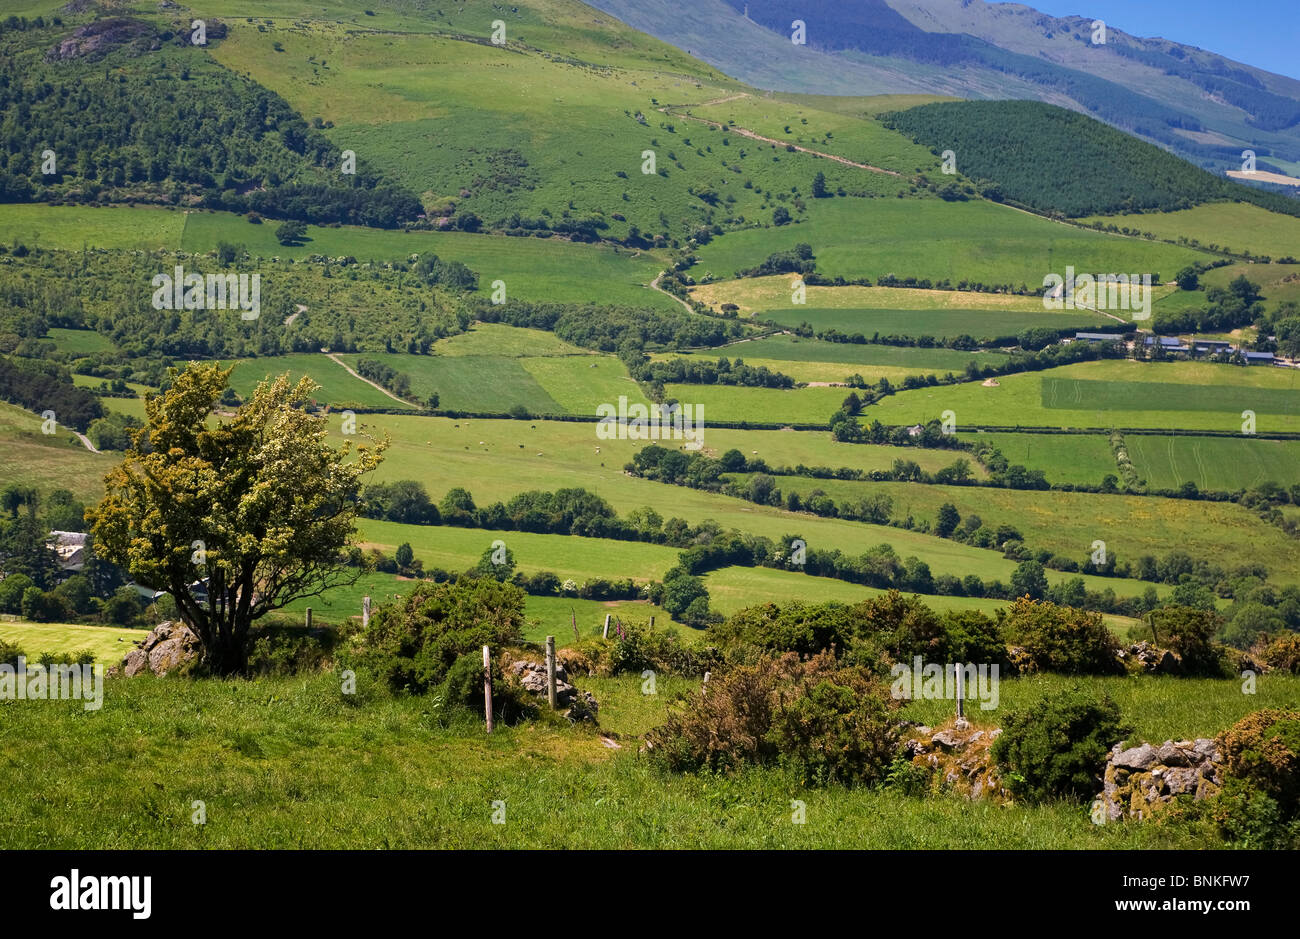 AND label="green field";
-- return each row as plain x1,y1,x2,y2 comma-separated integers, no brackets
692,333,1007,373
223,354,413,410
45,328,118,356
704,565,1009,616
0,203,675,310
762,305,1110,339
1125,434,1300,491
663,382,848,425
0,667,1287,848
1081,202,1300,260
70,375,153,421
866,359,1300,433
0,619,148,665
0,401,113,501
740,473,1300,585
961,432,1118,487
338,353,564,414
331,411,1163,592
692,199,1204,287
